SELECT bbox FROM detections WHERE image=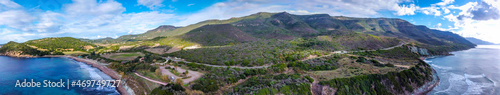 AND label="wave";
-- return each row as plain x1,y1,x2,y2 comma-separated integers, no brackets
424,60,432,63
77,61,104,80
464,76,495,95
430,64,452,70
464,73,486,78
433,73,495,95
